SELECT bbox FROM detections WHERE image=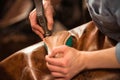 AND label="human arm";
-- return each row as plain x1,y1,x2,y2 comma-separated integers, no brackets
84,46,120,69
45,45,85,80
45,45,120,80
29,0,54,39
